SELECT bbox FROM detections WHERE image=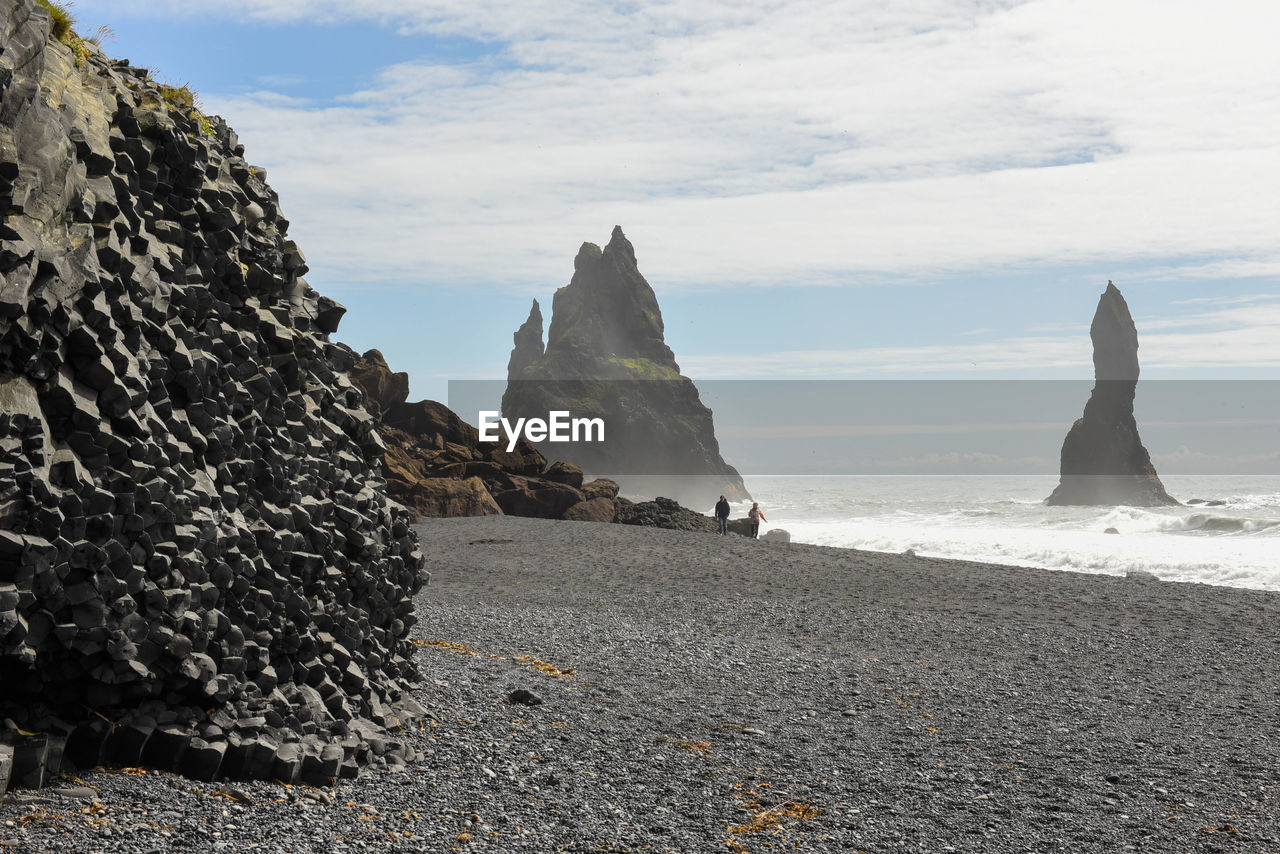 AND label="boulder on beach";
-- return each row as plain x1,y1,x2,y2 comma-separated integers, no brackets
563,497,619,523
582,478,621,501
616,496,718,533
1047,283,1179,507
